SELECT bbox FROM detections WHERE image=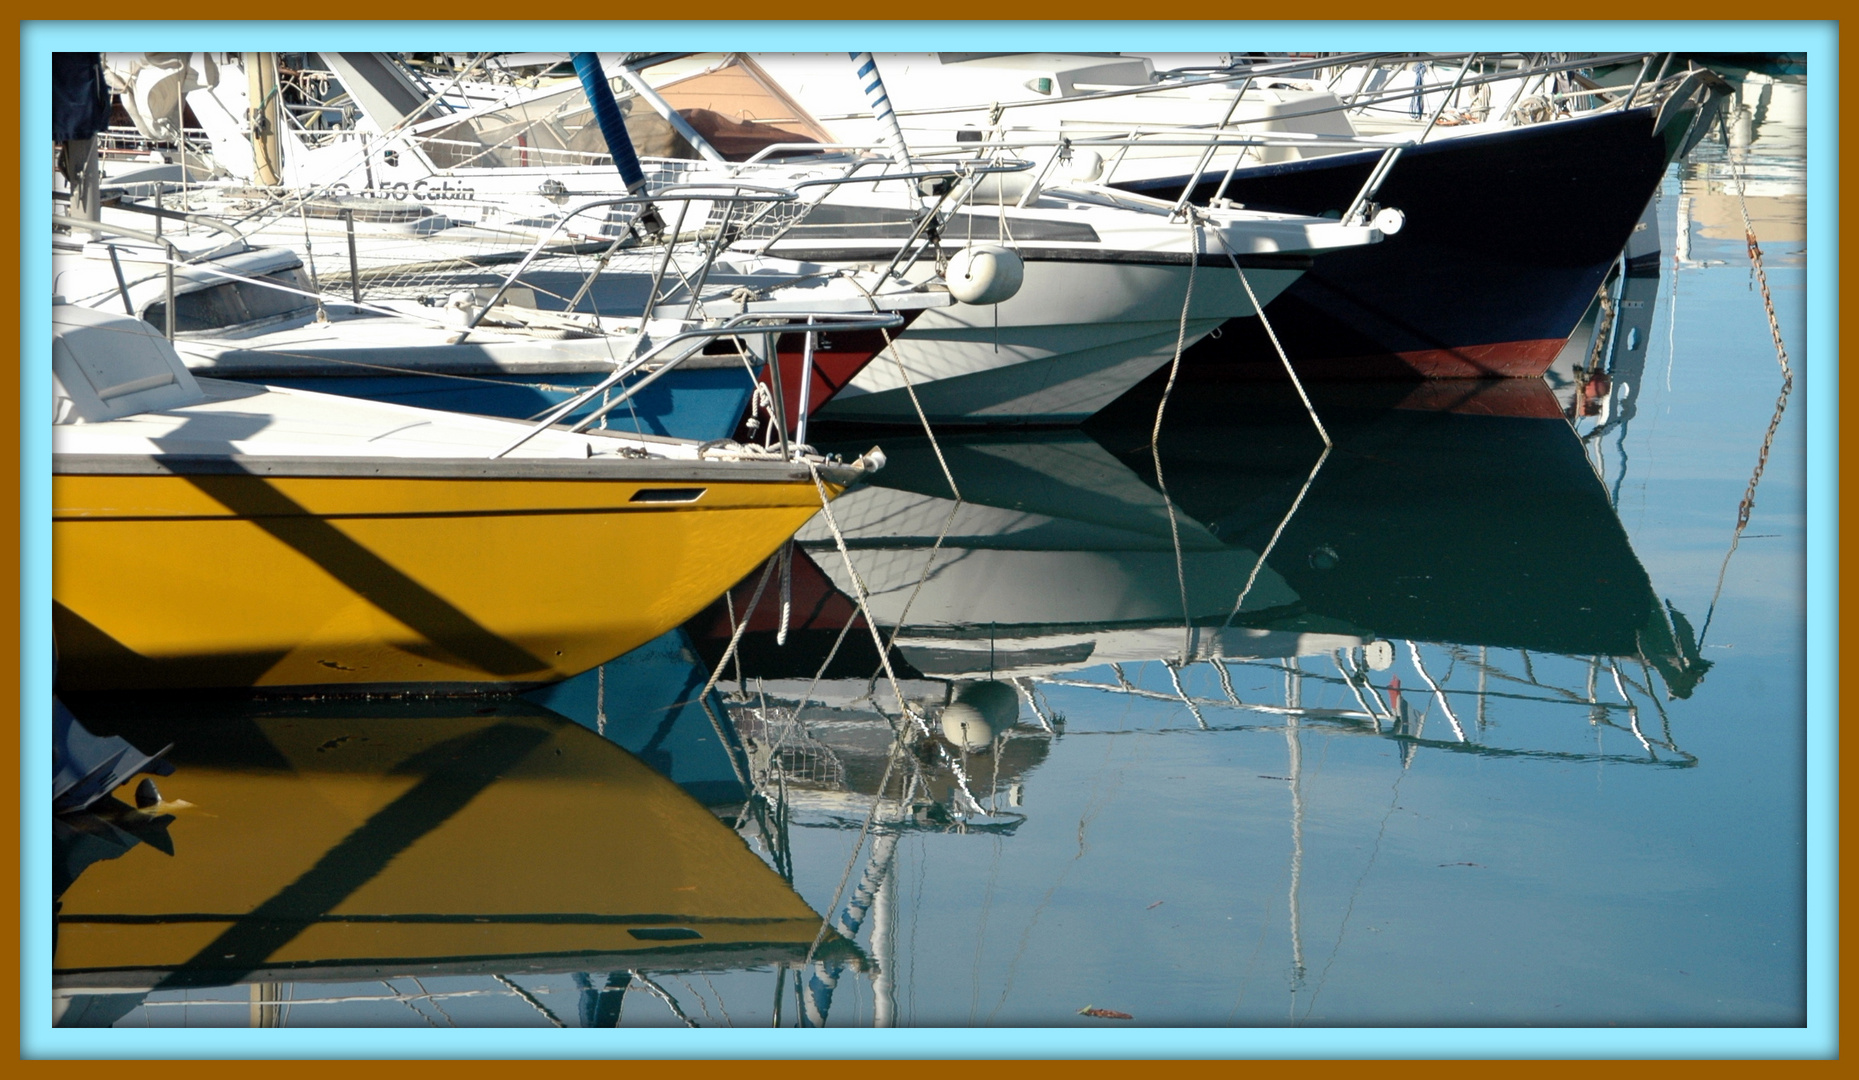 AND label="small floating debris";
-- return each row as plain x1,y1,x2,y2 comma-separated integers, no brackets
1146,900,1165,910
1078,1005,1133,1020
